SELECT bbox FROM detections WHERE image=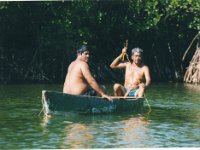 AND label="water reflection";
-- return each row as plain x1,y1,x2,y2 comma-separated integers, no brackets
40,114,94,148
119,116,150,146
40,113,151,148
183,83,200,92
61,123,94,148
40,114,52,128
